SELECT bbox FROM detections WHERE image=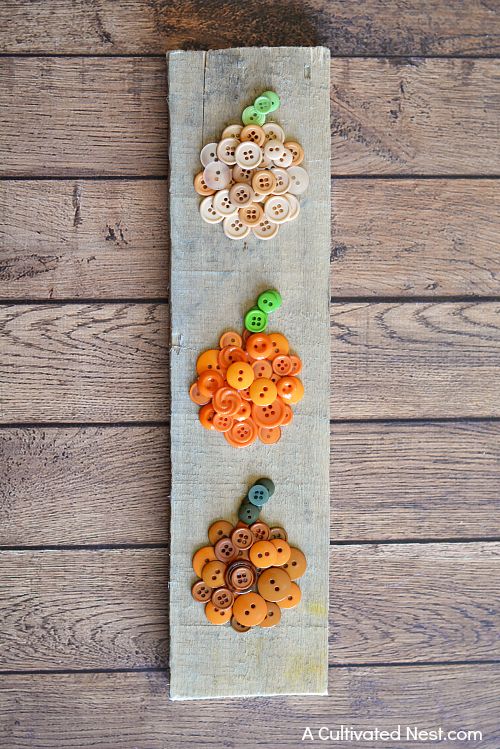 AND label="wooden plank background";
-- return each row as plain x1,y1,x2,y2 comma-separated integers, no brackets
0,0,499,744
